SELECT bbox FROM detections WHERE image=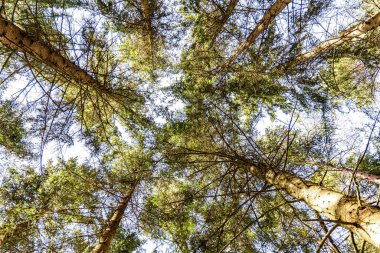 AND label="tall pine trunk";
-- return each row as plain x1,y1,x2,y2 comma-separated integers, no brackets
92,182,138,253
141,0,153,31
141,0,155,56
218,0,291,70
0,17,112,96
249,166,380,248
210,0,239,43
